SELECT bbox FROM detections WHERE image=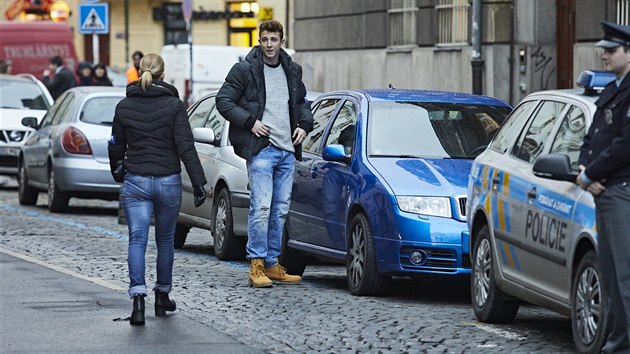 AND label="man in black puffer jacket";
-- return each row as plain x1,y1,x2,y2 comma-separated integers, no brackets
216,20,314,288
108,53,207,325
